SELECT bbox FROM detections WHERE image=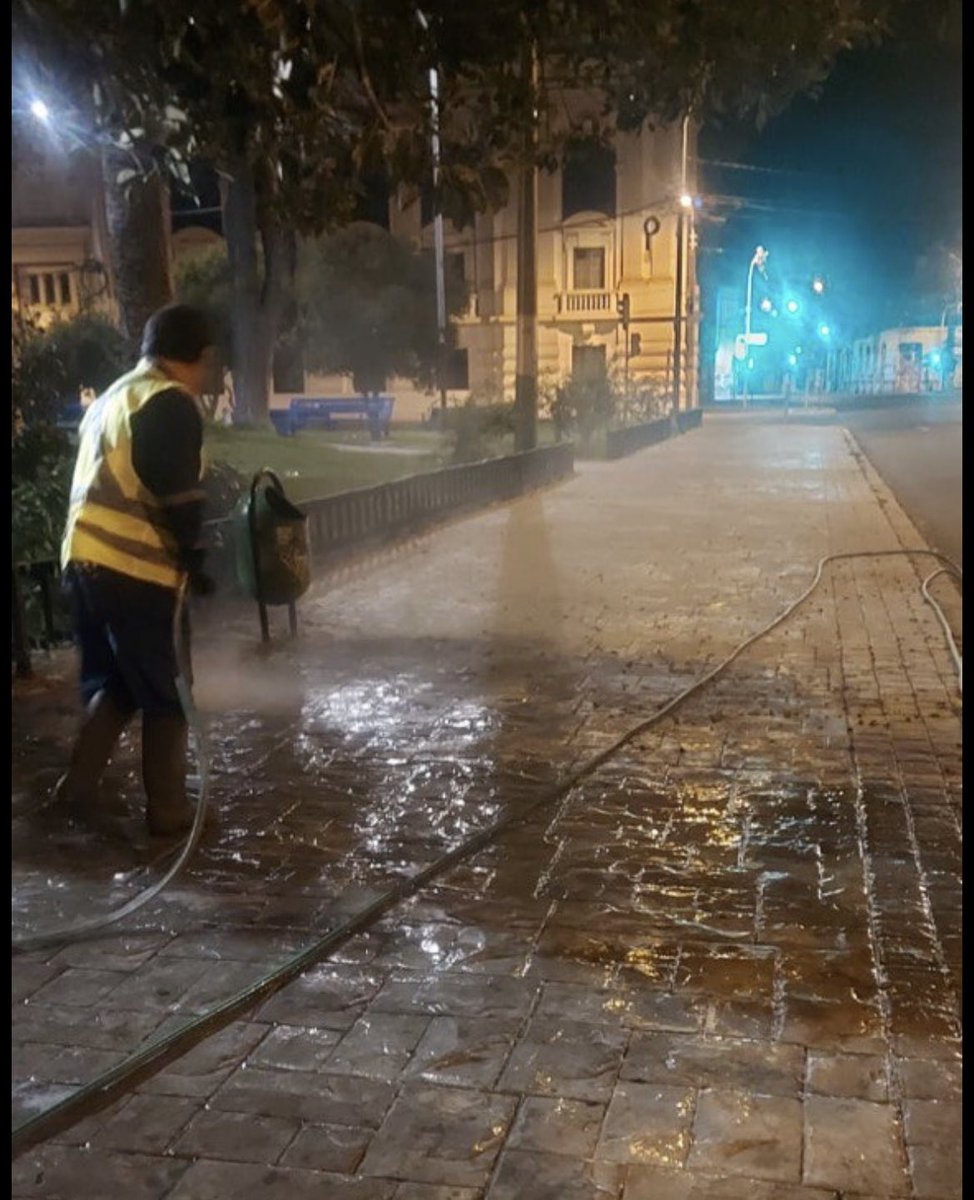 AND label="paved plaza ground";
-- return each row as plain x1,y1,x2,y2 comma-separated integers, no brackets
12,411,962,1198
